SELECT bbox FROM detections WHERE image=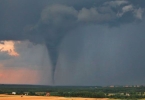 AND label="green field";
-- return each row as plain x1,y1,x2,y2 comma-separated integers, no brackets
0,84,145,99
